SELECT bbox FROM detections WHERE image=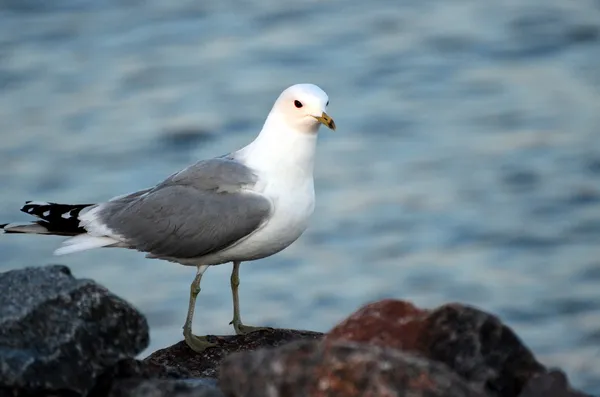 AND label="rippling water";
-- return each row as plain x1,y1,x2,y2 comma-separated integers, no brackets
1,0,600,393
